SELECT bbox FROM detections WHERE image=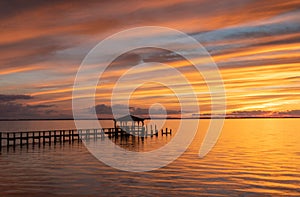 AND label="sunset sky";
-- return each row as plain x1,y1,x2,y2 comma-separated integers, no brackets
1,0,300,119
